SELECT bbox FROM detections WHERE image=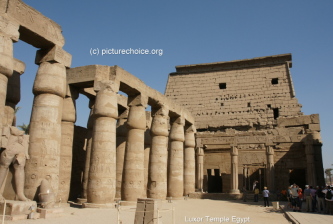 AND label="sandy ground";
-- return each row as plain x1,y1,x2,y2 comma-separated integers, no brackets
5,199,291,224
